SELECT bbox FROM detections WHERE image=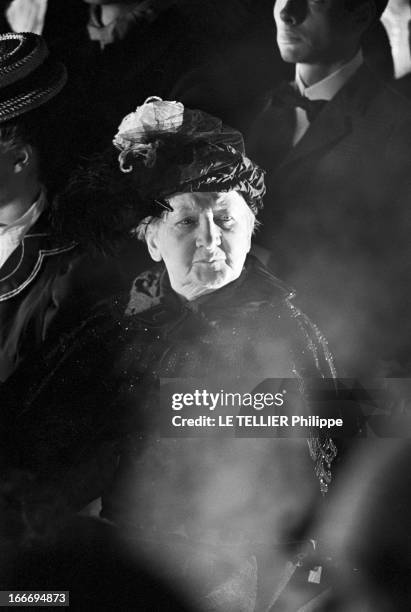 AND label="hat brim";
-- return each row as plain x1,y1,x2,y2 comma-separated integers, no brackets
0,57,67,123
